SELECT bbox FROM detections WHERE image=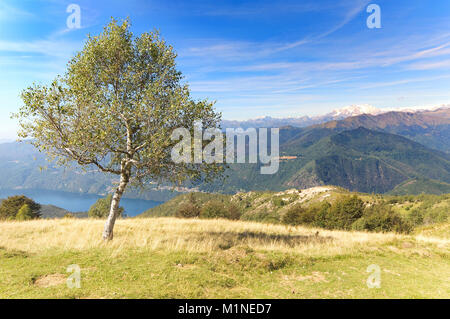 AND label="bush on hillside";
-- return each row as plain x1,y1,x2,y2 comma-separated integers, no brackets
408,209,424,226
281,204,306,226
88,194,124,218
352,203,413,234
200,200,229,219
227,203,242,220
0,195,41,220
313,201,332,228
406,201,449,226
323,195,365,230
241,209,280,223
423,209,449,224
272,197,286,207
16,204,34,221
282,202,331,227
302,202,329,226
176,201,200,218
